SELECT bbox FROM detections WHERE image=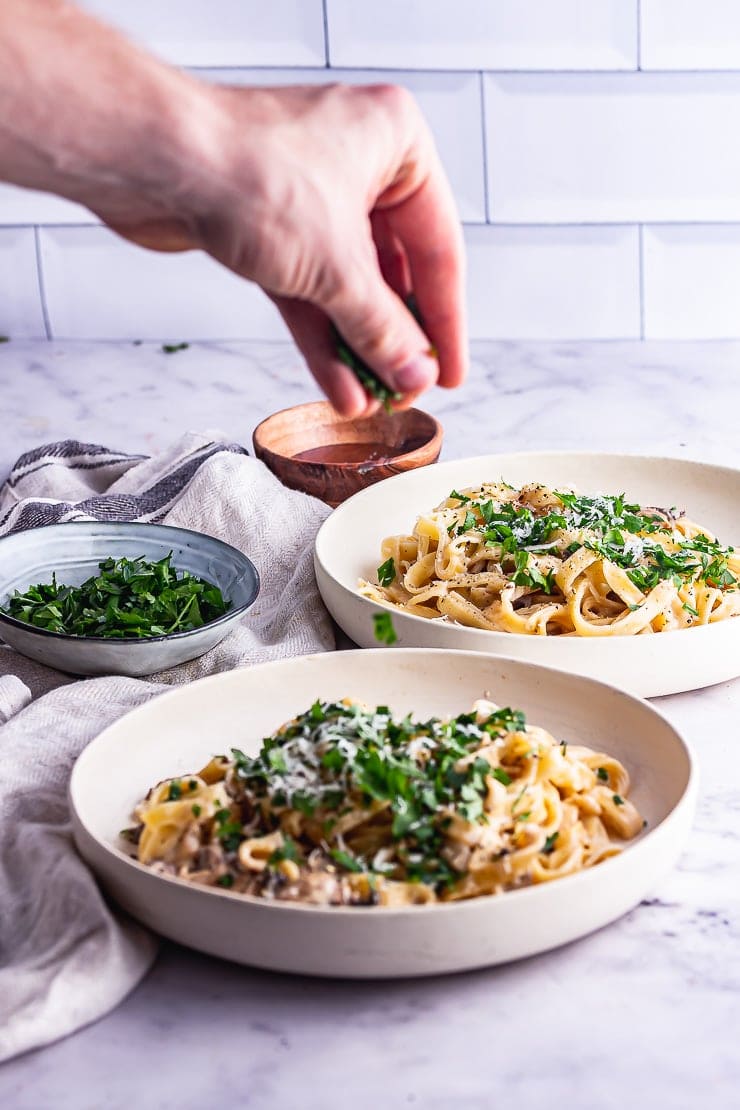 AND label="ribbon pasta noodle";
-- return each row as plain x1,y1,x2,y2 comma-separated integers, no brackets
359,481,740,636
125,698,644,907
